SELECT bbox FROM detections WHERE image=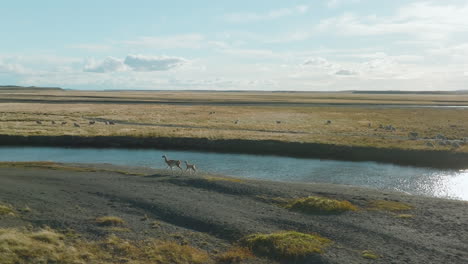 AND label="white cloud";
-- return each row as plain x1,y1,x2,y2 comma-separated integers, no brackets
335,69,357,76
317,2,468,41
0,61,29,74
224,5,308,23
124,54,187,71
84,57,127,73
